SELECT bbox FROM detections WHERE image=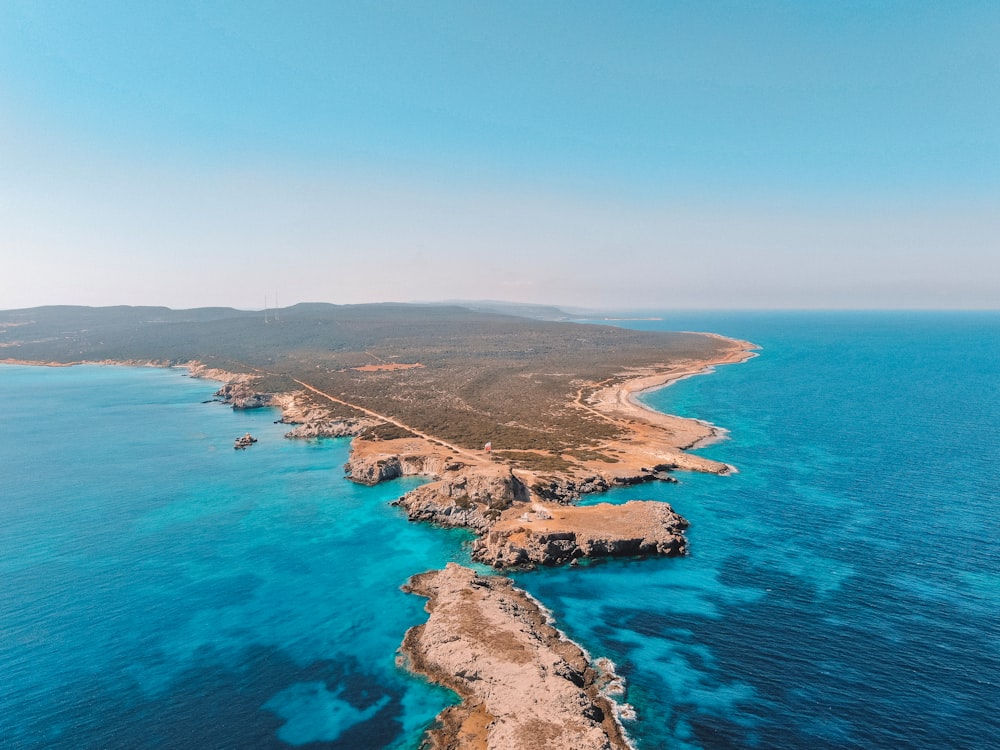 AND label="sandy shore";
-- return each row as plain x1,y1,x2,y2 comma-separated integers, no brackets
0,357,248,382
592,334,757,435
572,335,757,475
0,357,169,368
